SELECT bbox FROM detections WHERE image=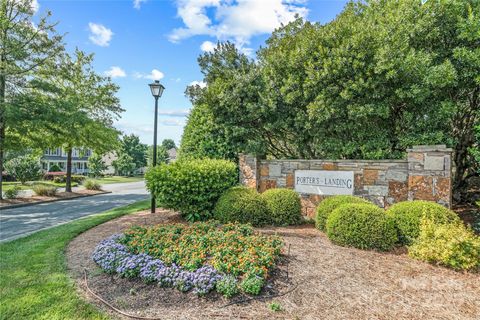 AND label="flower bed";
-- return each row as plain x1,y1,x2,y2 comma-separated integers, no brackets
92,221,283,297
